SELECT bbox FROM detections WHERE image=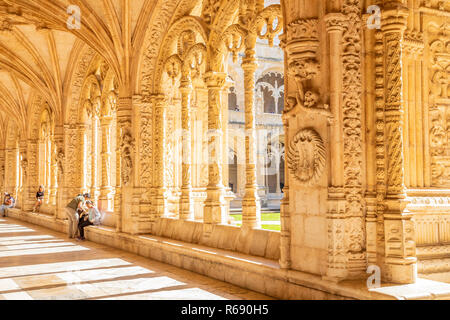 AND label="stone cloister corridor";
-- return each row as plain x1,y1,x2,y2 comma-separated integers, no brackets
0,0,449,301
